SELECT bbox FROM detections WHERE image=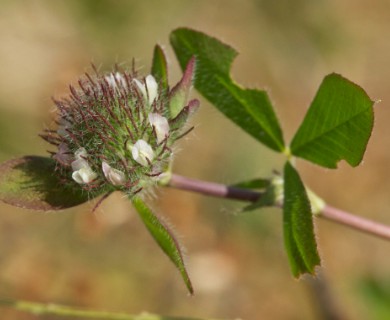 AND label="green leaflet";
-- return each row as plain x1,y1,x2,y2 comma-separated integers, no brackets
283,161,321,277
170,28,285,152
0,156,90,210
151,44,169,92
132,197,193,294
290,73,374,168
